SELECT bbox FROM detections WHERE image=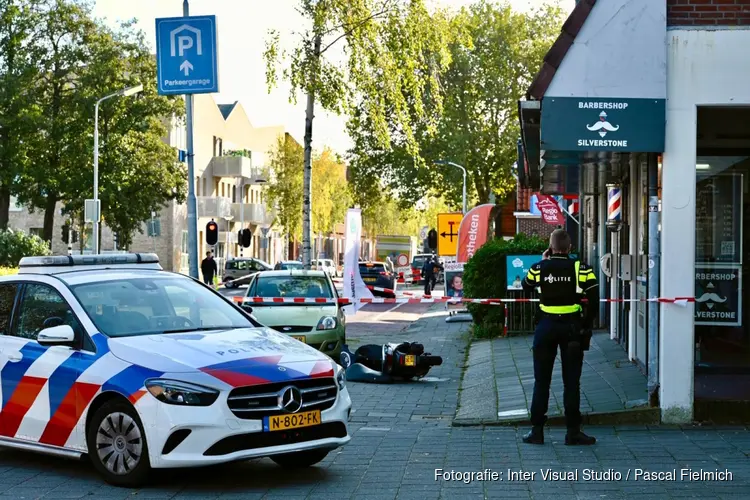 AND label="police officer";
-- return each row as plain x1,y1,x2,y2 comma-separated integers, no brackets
521,229,598,446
